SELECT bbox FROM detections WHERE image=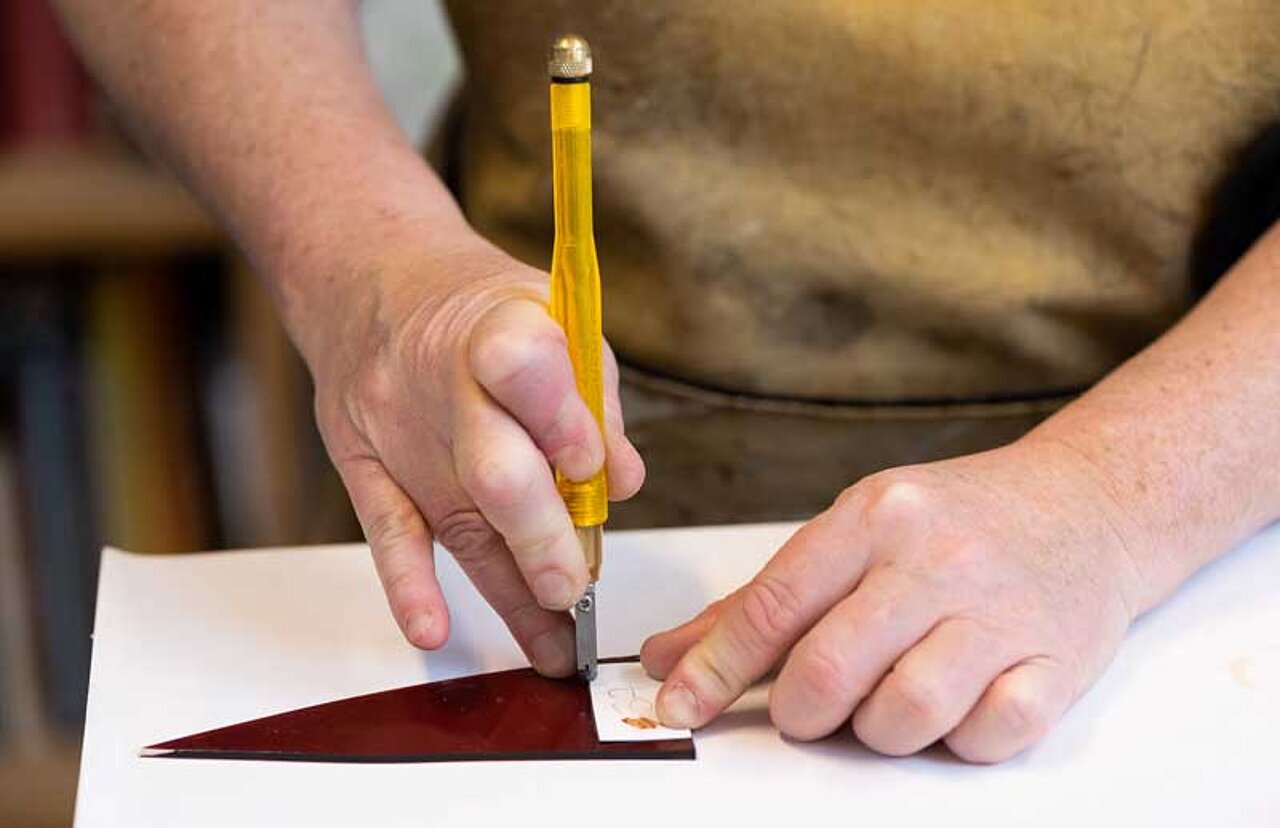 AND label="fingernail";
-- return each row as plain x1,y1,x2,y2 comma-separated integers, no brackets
530,627,576,677
554,444,599,482
406,612,434,647
658,683,699,728
534,571,575,609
